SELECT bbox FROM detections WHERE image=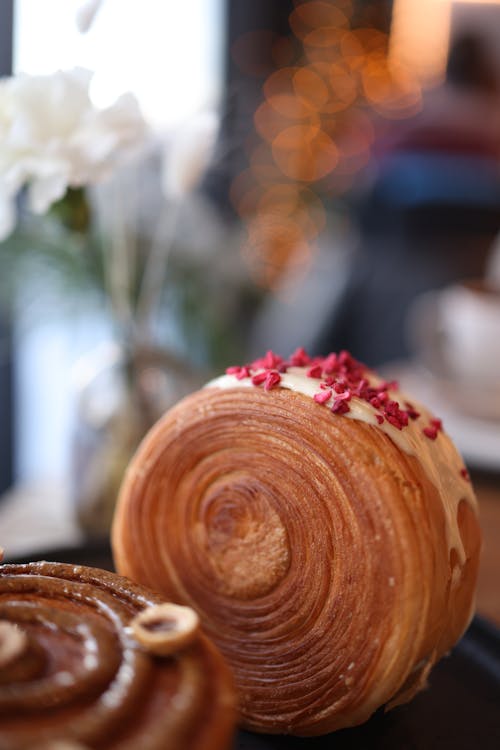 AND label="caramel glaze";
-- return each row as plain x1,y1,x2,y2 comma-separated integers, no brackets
112,386,481,736
0,562,235,750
